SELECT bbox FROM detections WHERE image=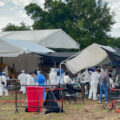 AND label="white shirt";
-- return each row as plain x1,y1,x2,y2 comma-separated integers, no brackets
49,71,57,85
90,72,101,85
63,75,71,84
18,73,27,85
